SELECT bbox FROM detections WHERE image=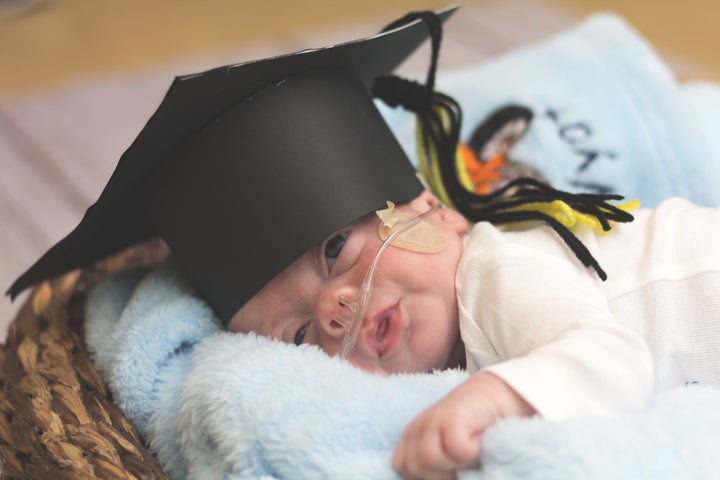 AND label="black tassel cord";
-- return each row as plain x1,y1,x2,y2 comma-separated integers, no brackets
373,11,634,280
